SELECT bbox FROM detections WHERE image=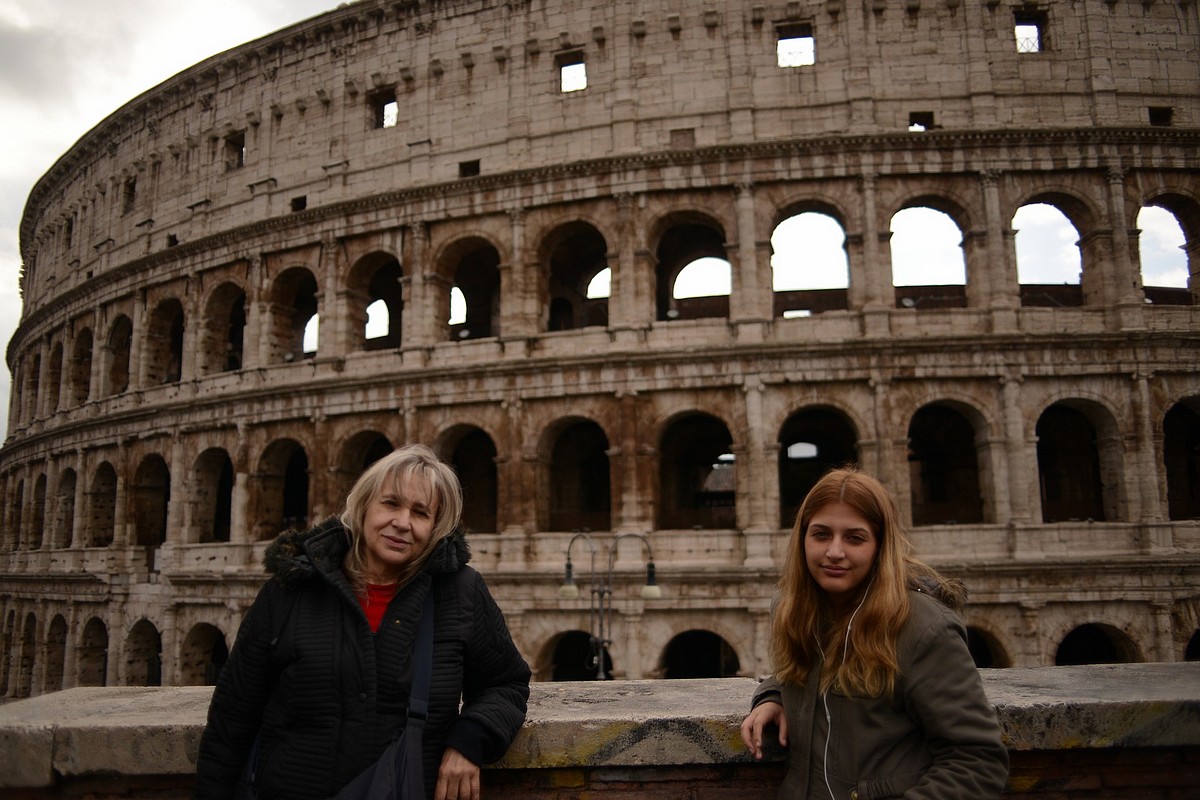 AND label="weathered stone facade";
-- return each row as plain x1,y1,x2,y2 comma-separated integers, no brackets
1,0,1198,696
